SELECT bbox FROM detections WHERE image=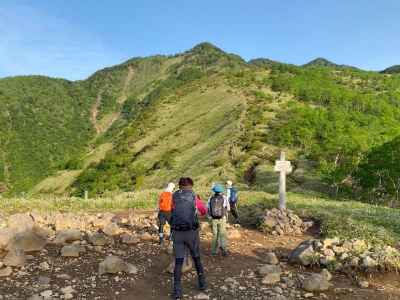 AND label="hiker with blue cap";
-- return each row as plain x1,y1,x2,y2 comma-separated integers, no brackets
207,183,230,256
